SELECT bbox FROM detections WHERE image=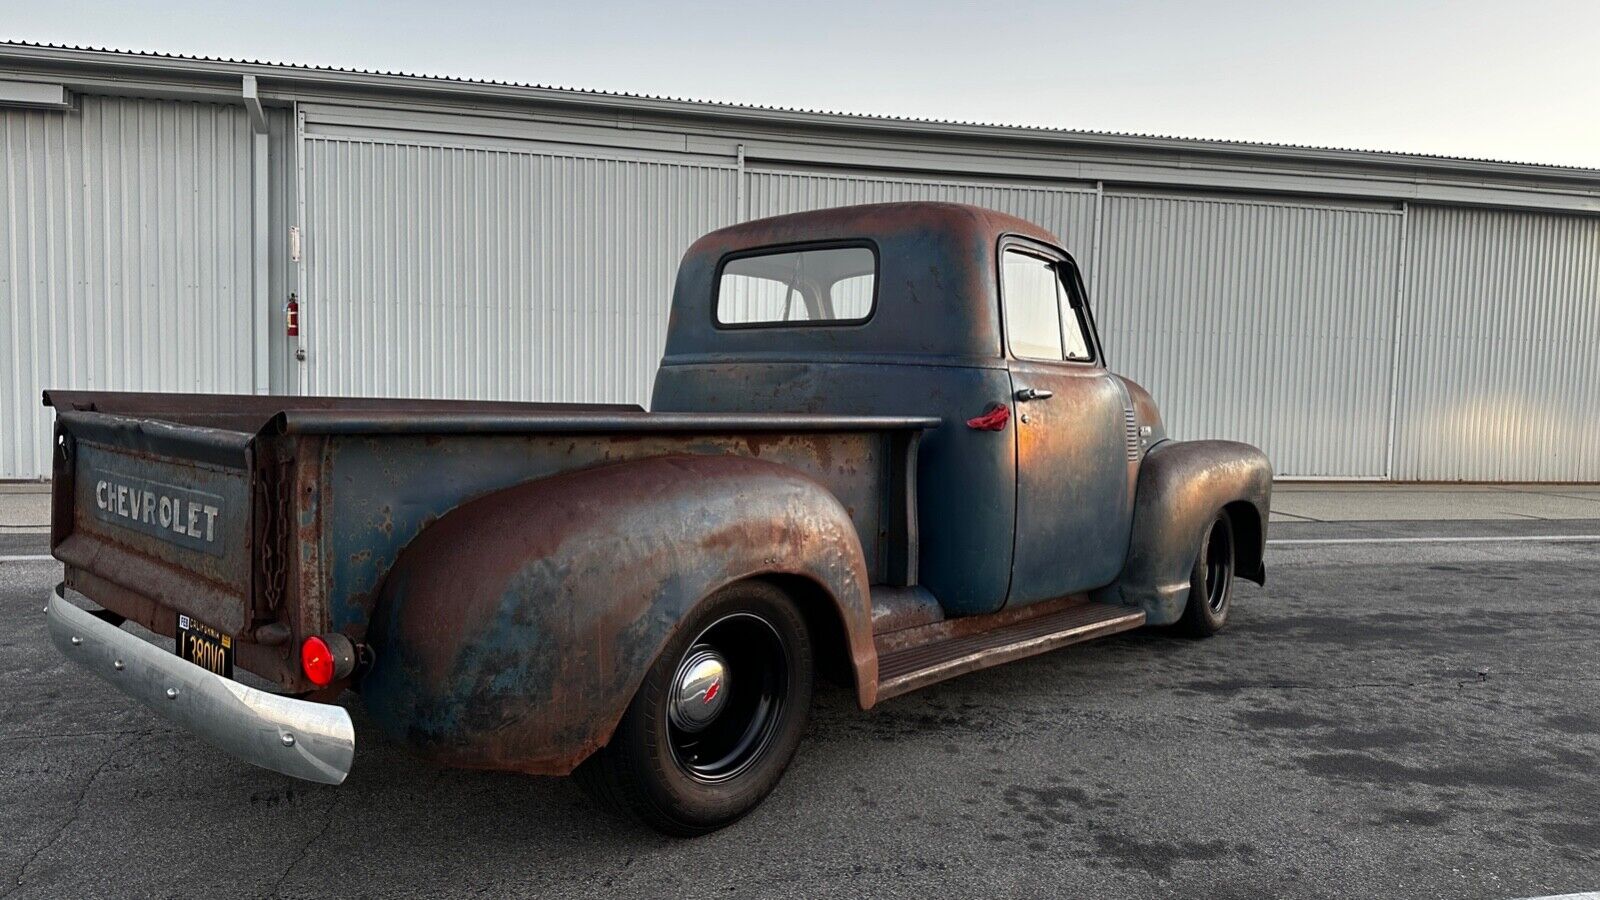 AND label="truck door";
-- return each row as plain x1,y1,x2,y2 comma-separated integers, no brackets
1000,243,1134,607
